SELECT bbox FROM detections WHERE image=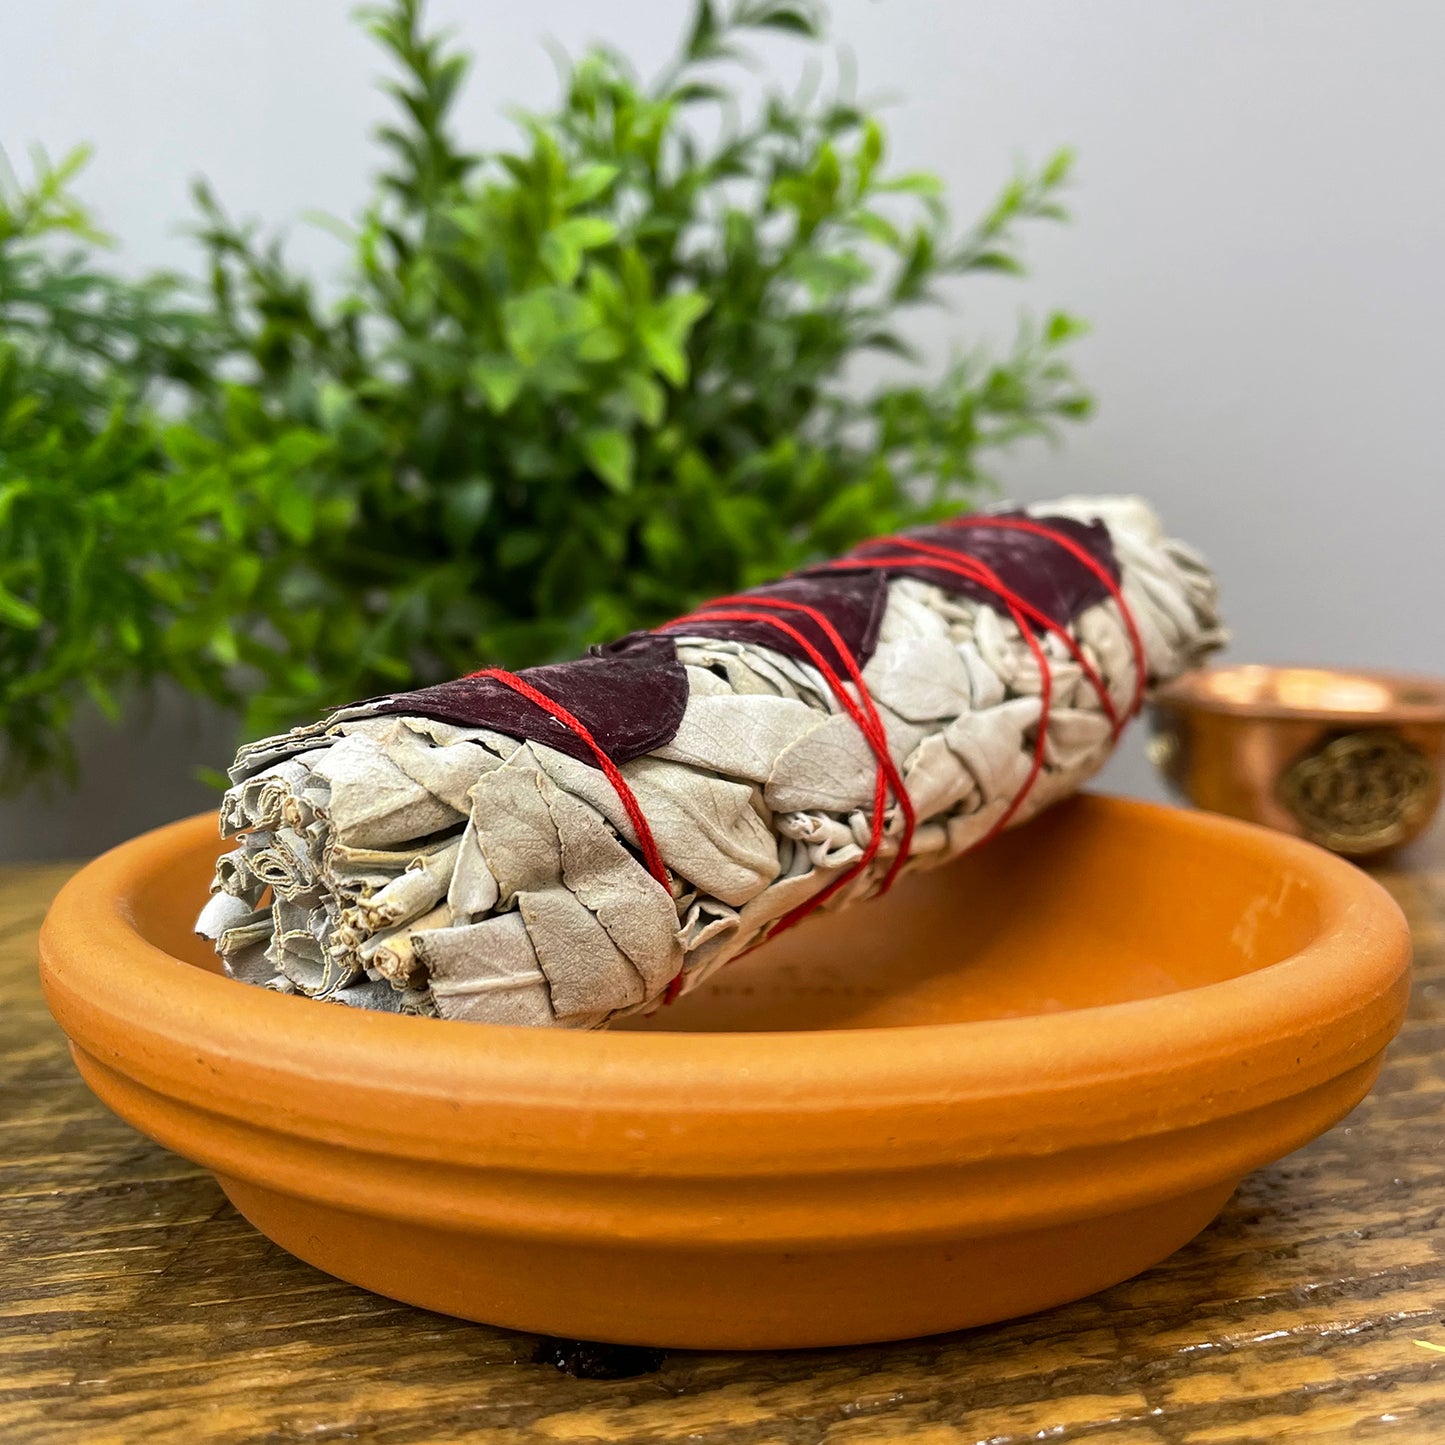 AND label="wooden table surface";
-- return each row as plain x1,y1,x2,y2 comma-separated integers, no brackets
2,821,1444,1445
